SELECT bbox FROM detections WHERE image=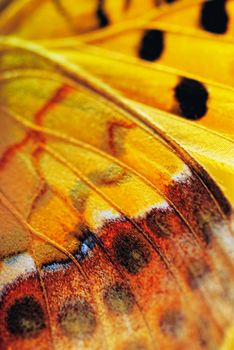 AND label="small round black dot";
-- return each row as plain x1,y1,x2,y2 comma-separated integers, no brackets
200,0,228,34
113,232,151,274
159,309,184,338
58,298,96,339
175,78,209,120
103,282,135,315
6,296,45,338
139,29,164,61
